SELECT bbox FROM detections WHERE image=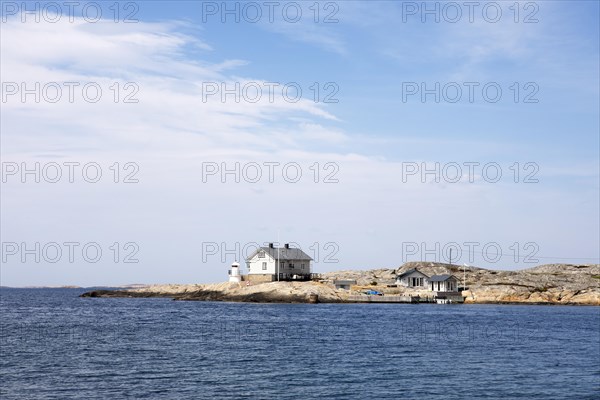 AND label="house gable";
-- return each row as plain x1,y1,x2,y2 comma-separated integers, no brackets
397,268,430,280
247,248,276,263
429,274,458,282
